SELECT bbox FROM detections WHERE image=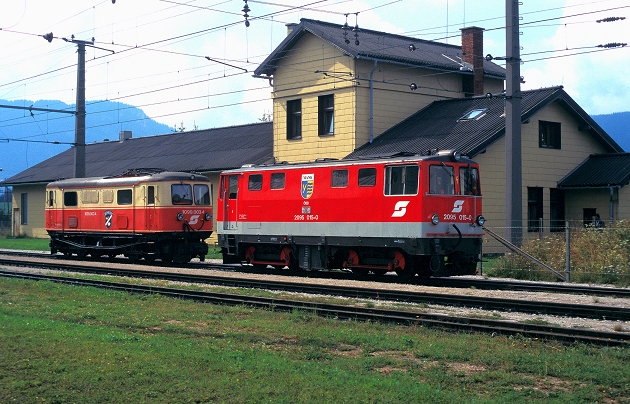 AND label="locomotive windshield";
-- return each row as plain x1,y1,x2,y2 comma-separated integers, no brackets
460,166,480,196
194,184,211,205
172,184,193,205
429,164,455,195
